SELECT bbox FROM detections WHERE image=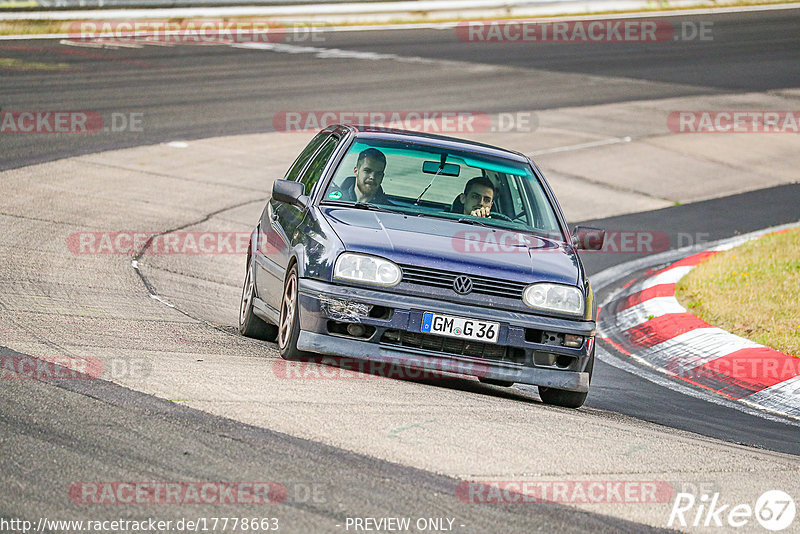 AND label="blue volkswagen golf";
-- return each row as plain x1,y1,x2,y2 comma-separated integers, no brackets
239,124,604,407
